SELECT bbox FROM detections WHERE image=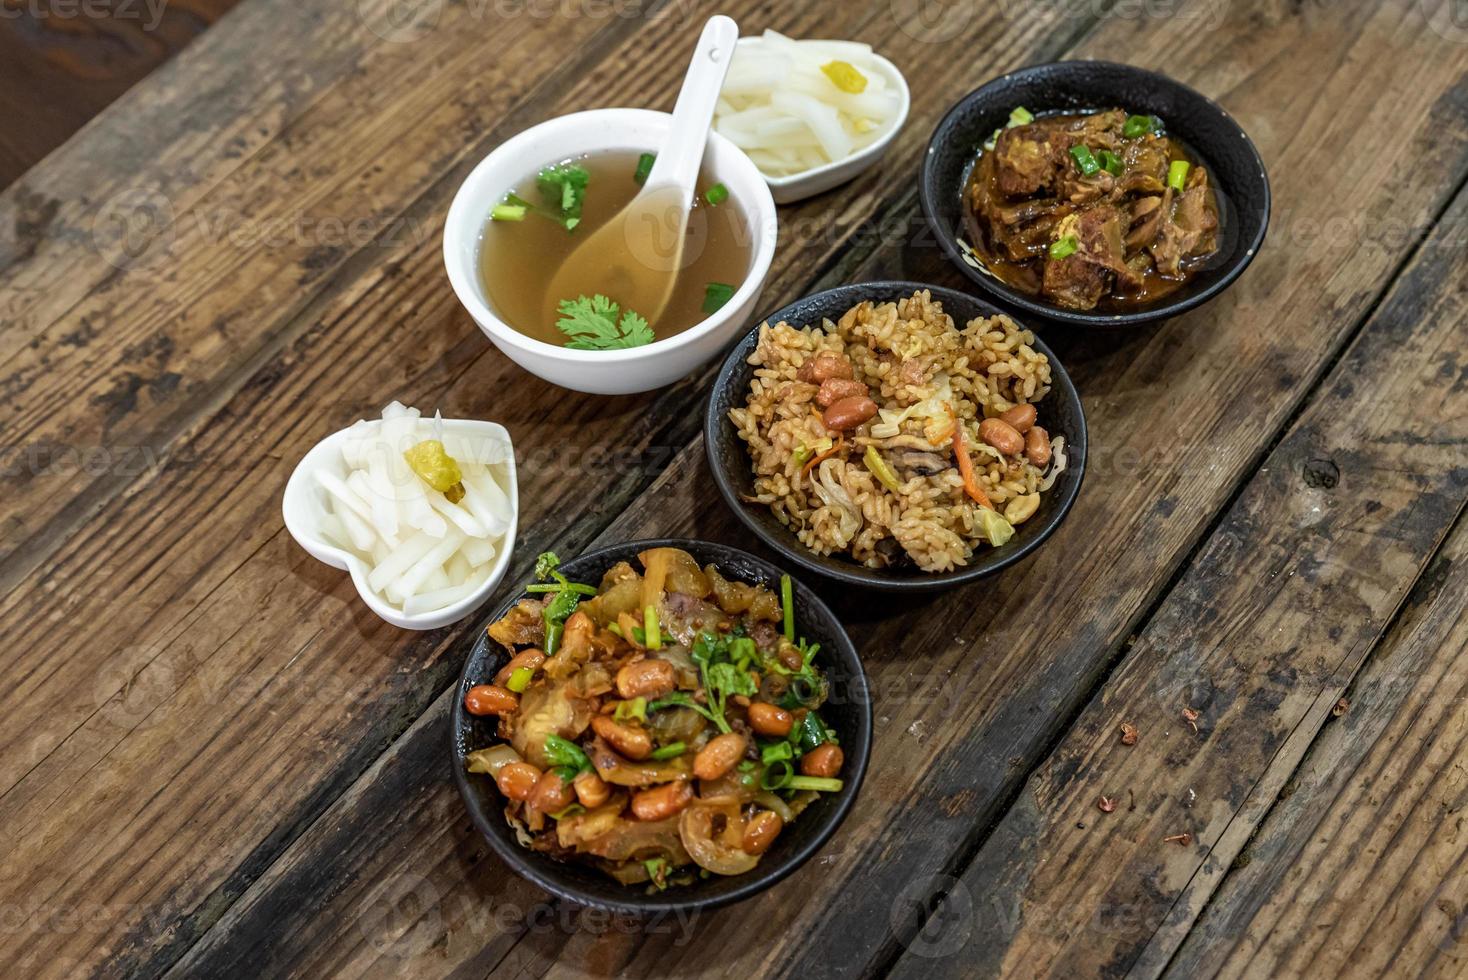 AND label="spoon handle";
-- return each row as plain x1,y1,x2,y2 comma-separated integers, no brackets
645,15,739,202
